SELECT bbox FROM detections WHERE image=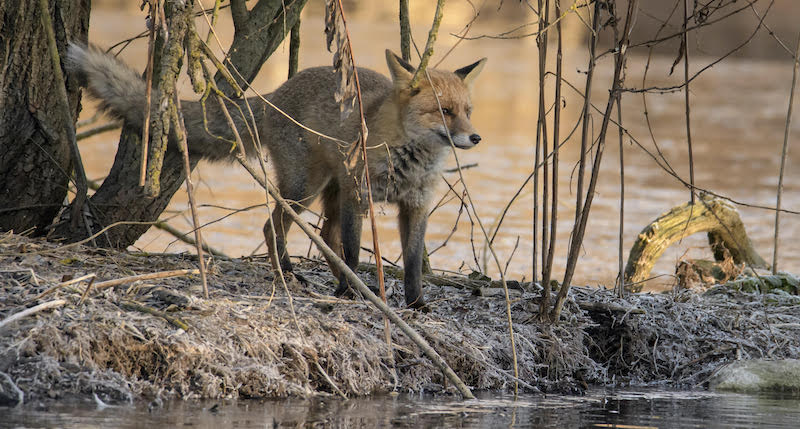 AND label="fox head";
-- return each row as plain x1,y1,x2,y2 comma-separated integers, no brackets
385,50,487,150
